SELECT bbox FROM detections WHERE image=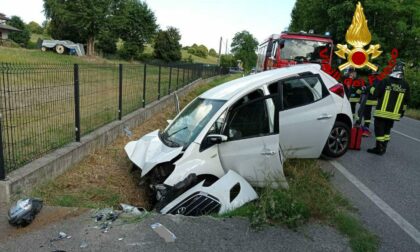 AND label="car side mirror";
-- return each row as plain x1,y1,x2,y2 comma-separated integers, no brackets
206,134,228,144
